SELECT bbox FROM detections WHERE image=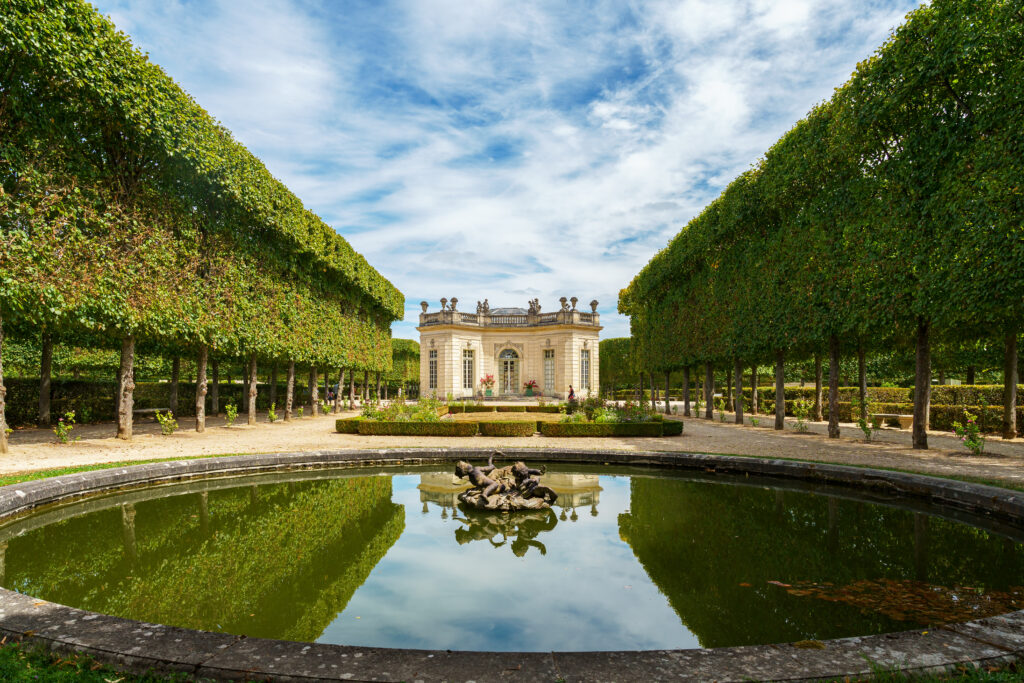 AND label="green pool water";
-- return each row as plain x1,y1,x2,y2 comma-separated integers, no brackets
1,465,1022,652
